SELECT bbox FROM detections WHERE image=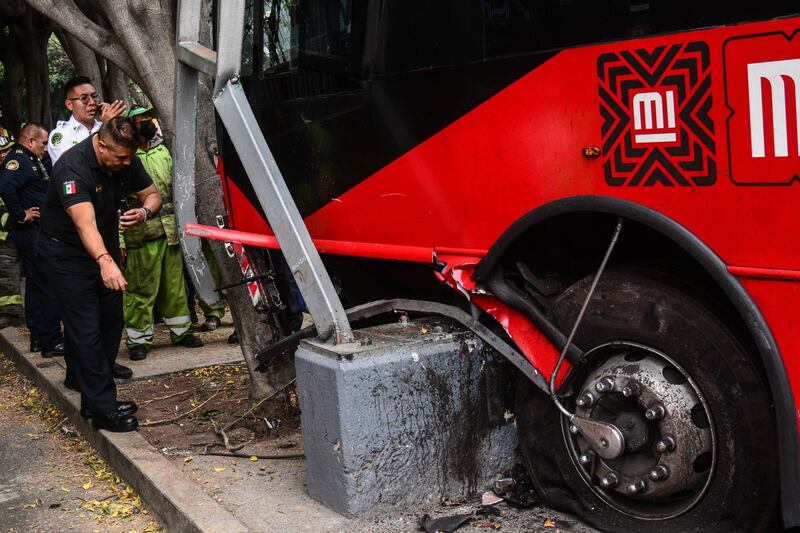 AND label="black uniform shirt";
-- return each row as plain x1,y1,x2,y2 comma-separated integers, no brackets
0,145,50,229
40,134,153,251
